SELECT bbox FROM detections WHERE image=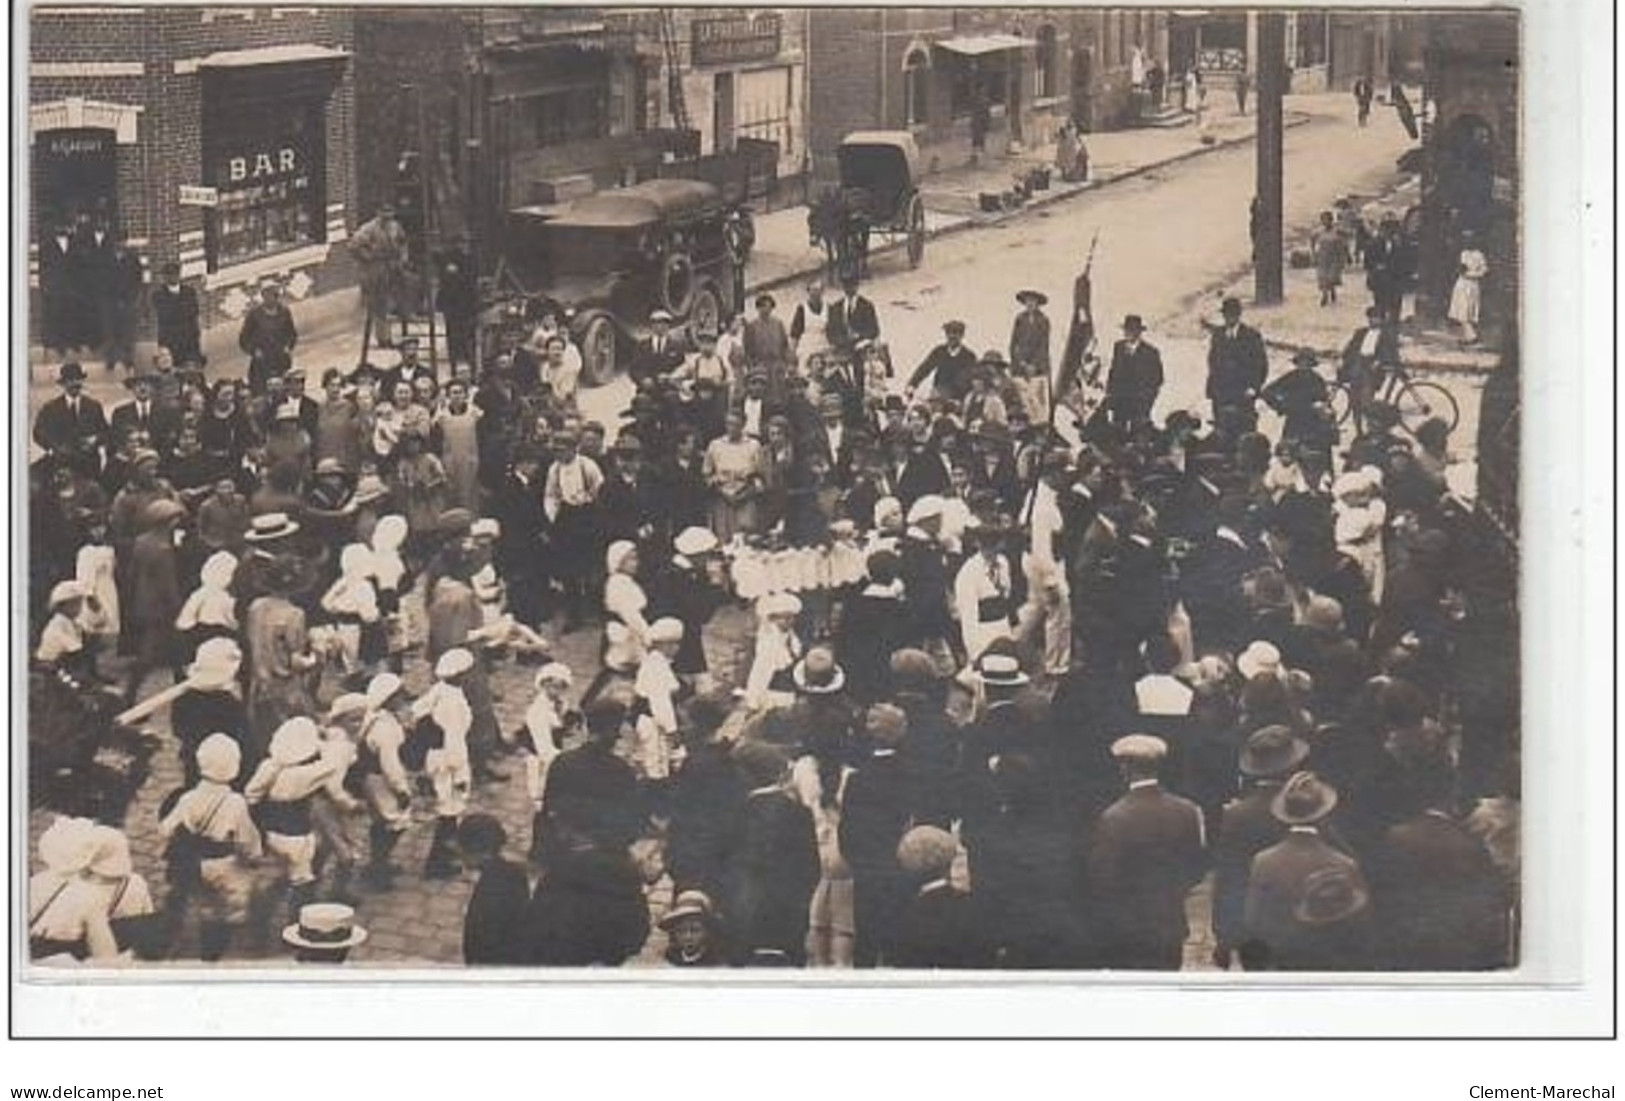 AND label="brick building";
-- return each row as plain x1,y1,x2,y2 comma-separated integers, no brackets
353,7,810,276
27,6,359,343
